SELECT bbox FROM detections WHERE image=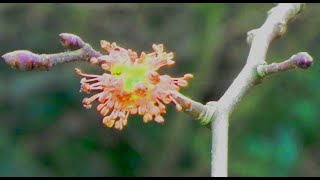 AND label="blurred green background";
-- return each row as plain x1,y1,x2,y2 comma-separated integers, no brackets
0,3,319,177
